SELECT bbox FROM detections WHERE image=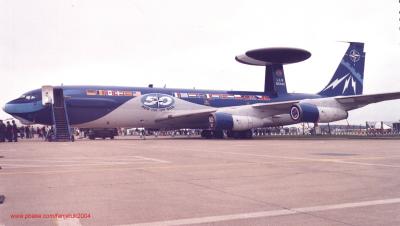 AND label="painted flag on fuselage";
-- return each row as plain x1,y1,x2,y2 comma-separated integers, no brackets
86,90,97,96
